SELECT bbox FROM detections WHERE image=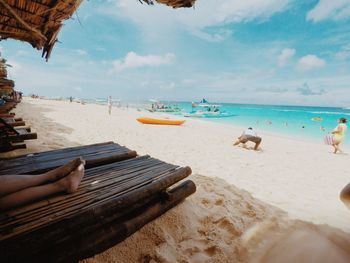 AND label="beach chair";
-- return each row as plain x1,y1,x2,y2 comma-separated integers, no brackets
0,142,27,152
0,141,137,175
1,117,25,127
0,102,17,113
0,113,15,118
0,117,37,144
0,144,195,263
